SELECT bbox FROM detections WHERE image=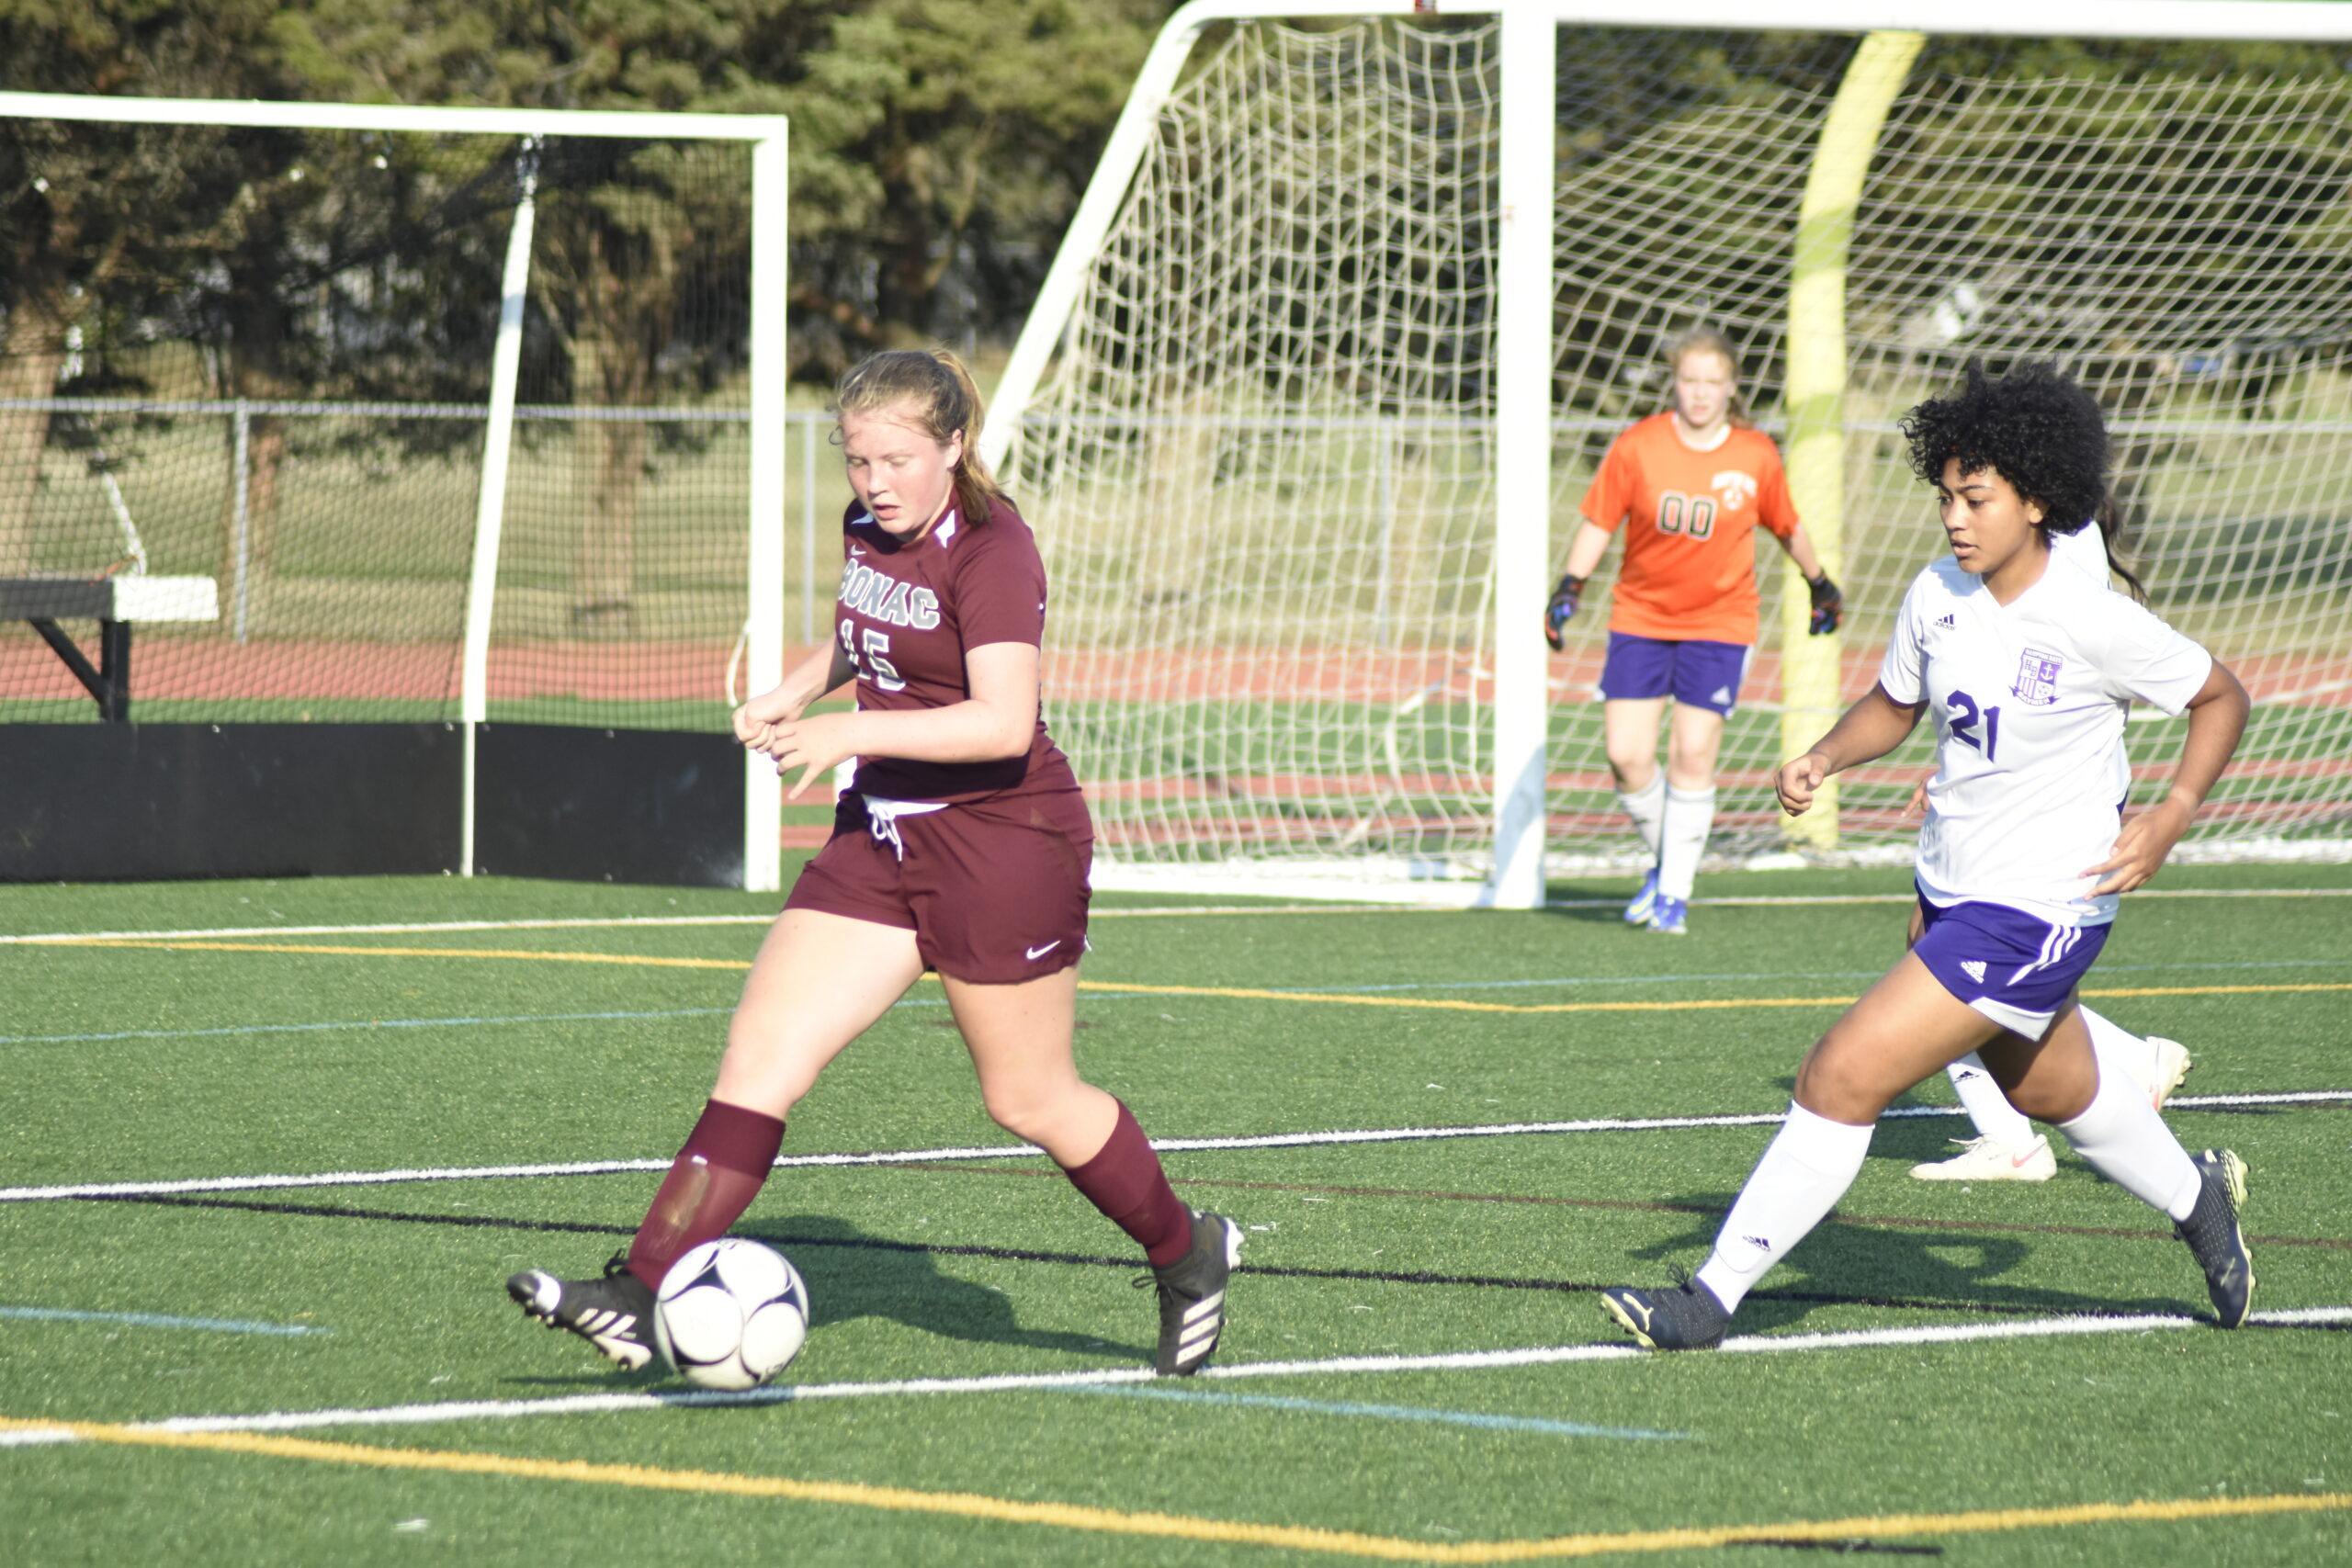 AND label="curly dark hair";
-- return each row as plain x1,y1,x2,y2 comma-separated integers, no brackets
1899,361,2110,537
